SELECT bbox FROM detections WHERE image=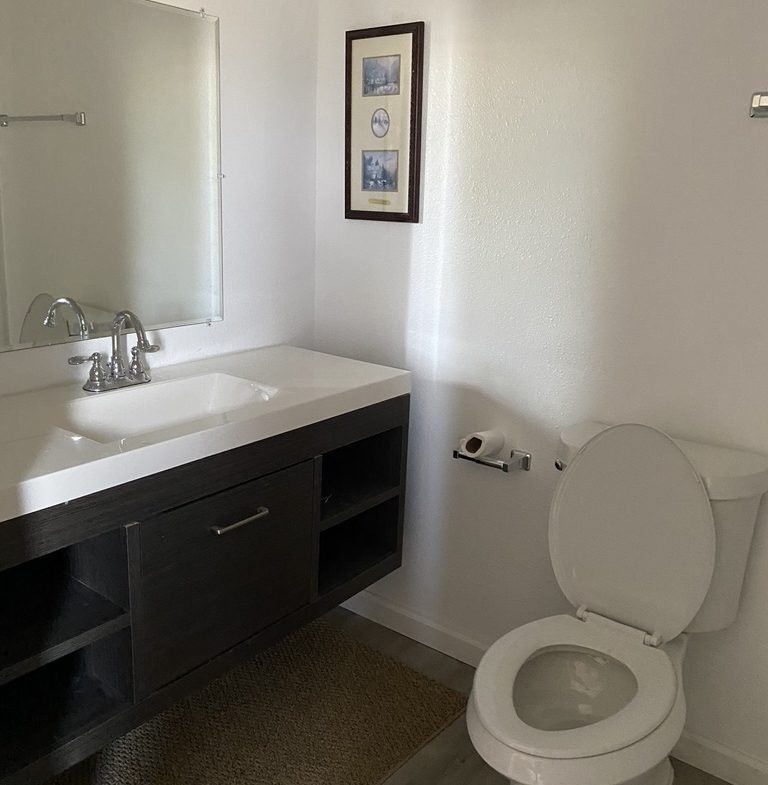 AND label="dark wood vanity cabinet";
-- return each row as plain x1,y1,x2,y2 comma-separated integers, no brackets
136,461,315,696
0,395,408,785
